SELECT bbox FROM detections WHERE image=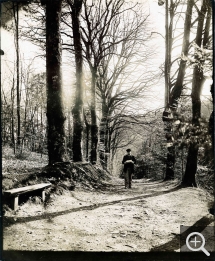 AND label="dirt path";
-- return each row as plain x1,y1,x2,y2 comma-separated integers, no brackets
3,178,214,252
